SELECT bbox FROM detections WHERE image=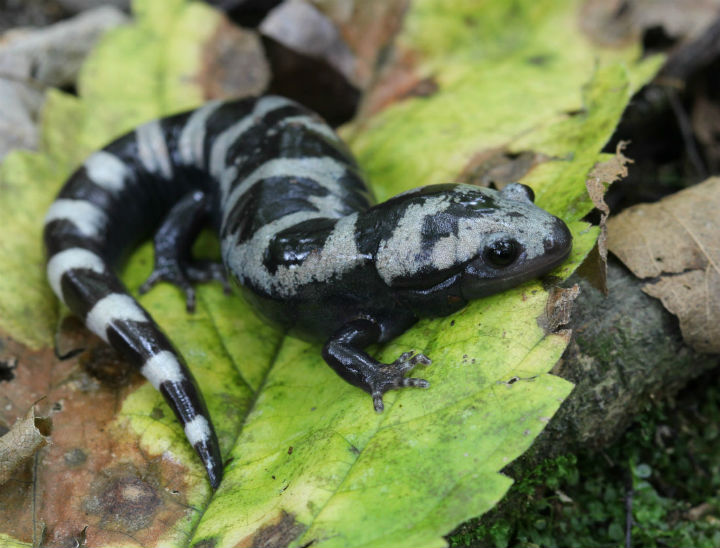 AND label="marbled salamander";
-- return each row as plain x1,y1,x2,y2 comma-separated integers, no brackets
44,95,572,488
